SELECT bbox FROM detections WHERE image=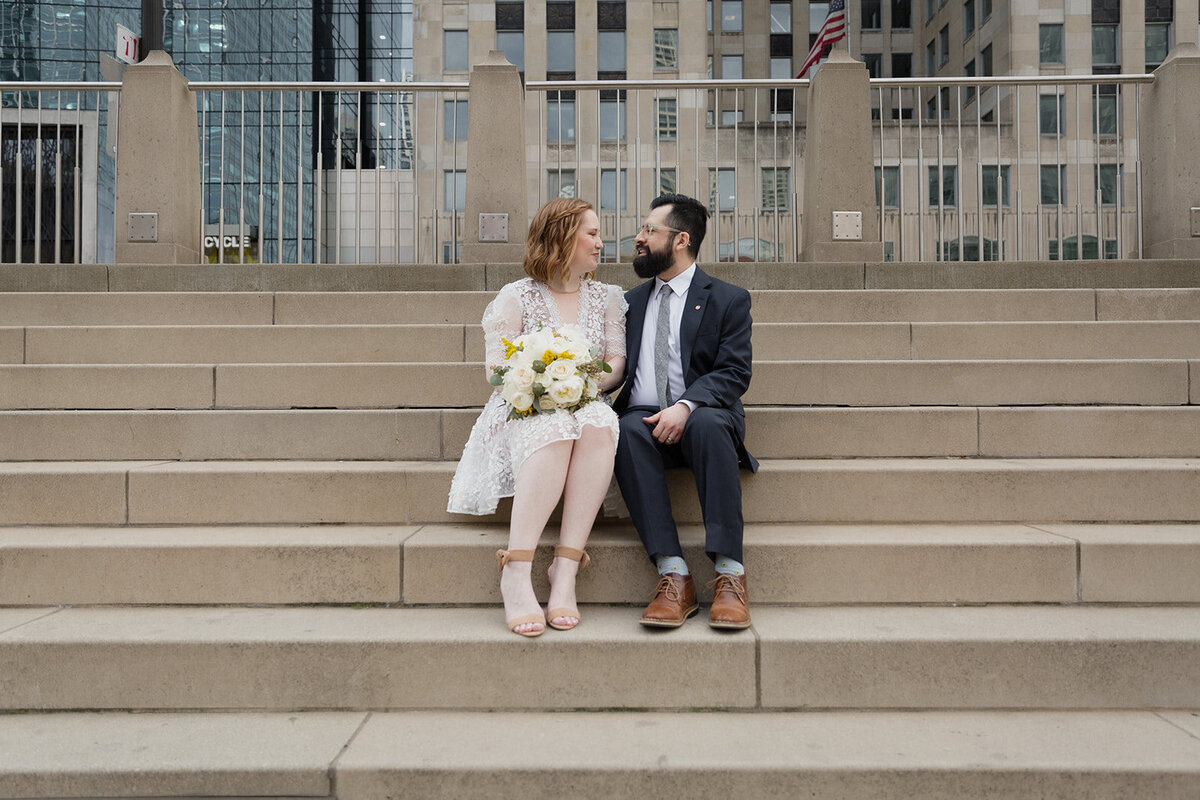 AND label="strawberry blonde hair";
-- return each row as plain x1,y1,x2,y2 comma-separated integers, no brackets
523,197,595,284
